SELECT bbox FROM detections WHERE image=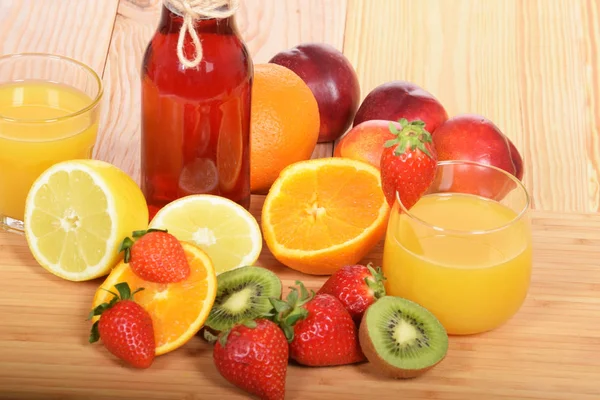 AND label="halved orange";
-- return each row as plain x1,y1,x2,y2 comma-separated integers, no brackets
261,157,390,275
91,242,217,356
